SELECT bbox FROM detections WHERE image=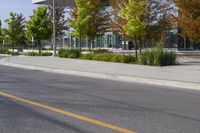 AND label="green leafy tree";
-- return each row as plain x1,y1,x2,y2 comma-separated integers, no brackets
68,0,94,50
86,0,110,49
3,13,26,53
26,6,52,55
111,0,147,58
0,20,3,44
48,6,68,39
144,0,175,45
